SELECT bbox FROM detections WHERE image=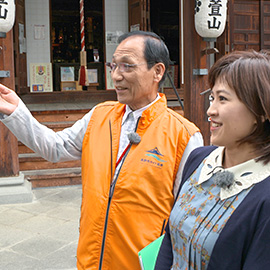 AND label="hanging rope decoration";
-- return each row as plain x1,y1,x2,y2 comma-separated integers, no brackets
194,0,228,40
80,0,85,52
78,0,89,86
